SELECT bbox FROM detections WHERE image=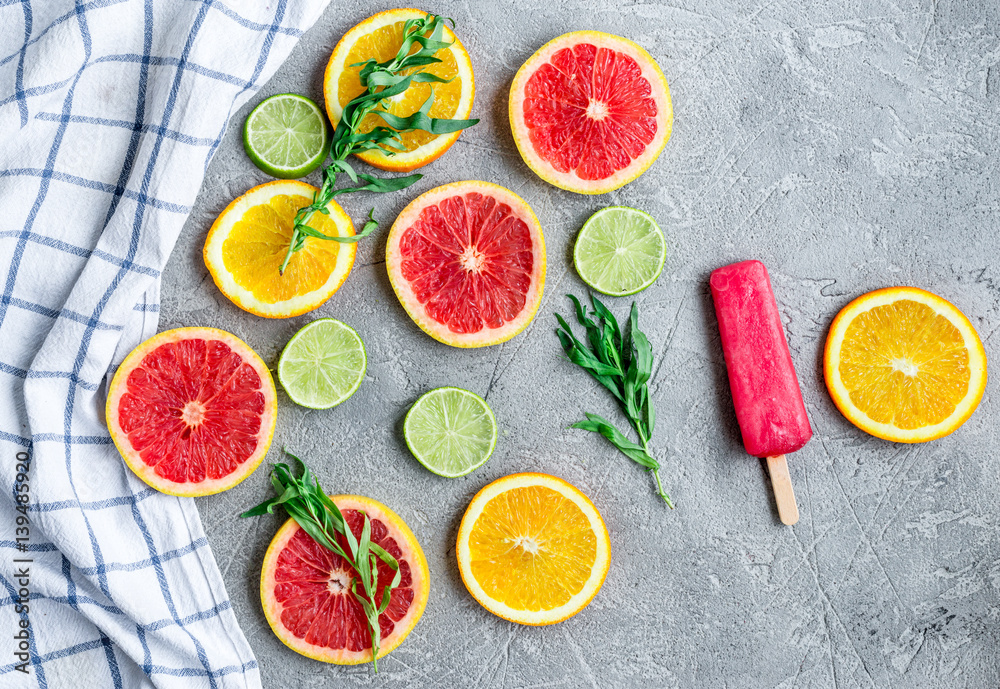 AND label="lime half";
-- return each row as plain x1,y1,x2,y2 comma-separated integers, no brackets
404,387,497,478
277,319,366,409
243,93,329,179
573,206,666,296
